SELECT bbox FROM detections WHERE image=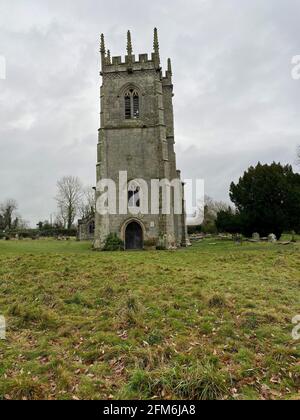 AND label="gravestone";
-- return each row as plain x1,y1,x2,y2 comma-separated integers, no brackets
268,233,277,243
